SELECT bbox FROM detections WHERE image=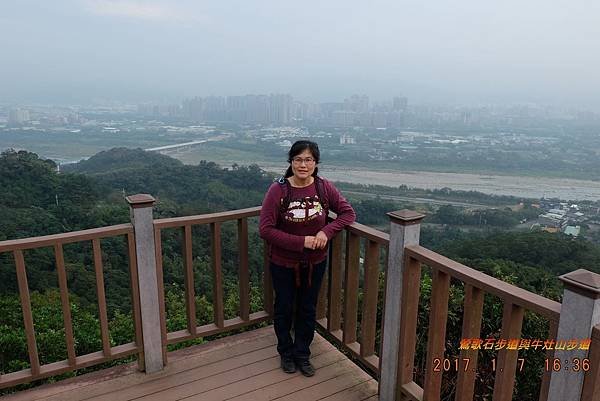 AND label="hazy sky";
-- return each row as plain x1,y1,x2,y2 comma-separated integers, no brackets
1,0,600,107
